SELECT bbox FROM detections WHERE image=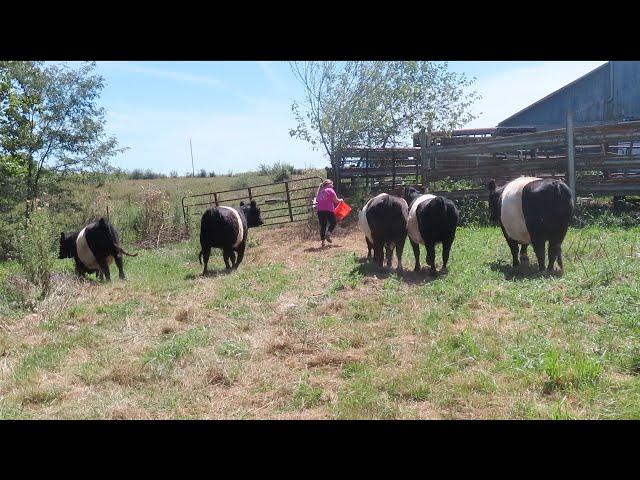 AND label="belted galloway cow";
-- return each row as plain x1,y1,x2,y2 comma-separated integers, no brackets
403,187,459,275
487,176,573,271
199,200,264,275
357,193,408,272
59,218,137,281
